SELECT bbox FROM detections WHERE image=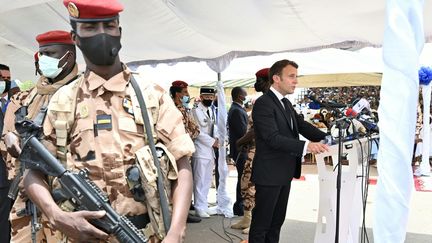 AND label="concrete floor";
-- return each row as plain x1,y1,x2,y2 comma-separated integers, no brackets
185,164,432,243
